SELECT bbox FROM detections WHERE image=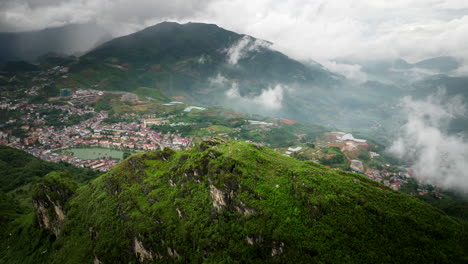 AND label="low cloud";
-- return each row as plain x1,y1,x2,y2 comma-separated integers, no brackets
389,90,468,191
252,84,284,109
453,61,468,76
208,73,228,85
225,35,271,65
389,67,442,82
197,55,207,64
223,78,286,110
323,61,368,83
